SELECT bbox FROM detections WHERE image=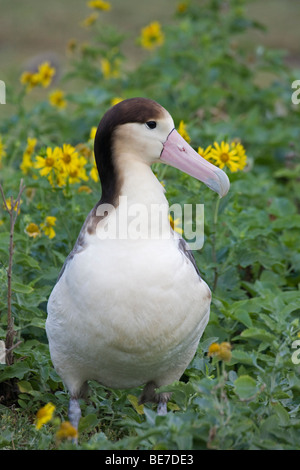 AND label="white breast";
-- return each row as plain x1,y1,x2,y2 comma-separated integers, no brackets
46,233,211,395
